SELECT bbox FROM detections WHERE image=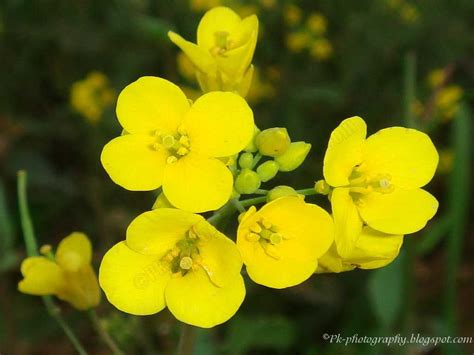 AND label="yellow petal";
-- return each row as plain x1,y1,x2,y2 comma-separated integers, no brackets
19,257,63,295
236,64,254,97
316,243,356,274
362,127,439,188
116,76,189,134
181,92,254,158
99,242,170,315
237,197,334,288
331,188,363,258
163,153,233,213
358,188,439,234
126,209,203,255
58,265,101,310
101,134,168,191
323,117,367,186
168,32,218,75
348,227,403,269
165,268,245,328
196,220,243,287
56,232,92,272
197,7,241,51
